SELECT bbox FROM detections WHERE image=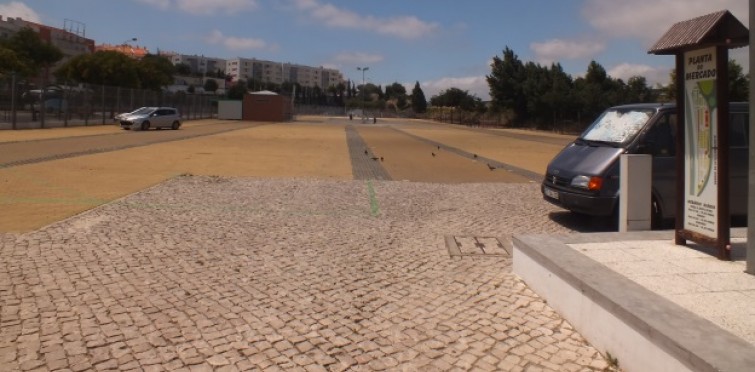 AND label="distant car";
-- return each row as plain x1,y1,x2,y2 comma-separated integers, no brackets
119,107,182,131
